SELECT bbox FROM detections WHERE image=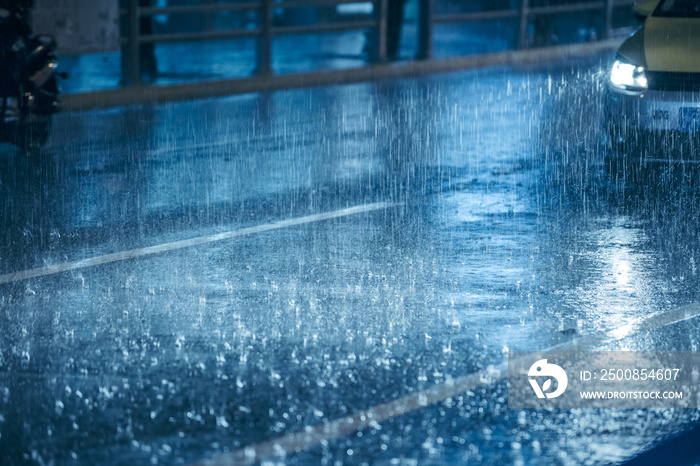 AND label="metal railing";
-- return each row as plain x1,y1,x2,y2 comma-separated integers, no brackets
119,0,637,87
